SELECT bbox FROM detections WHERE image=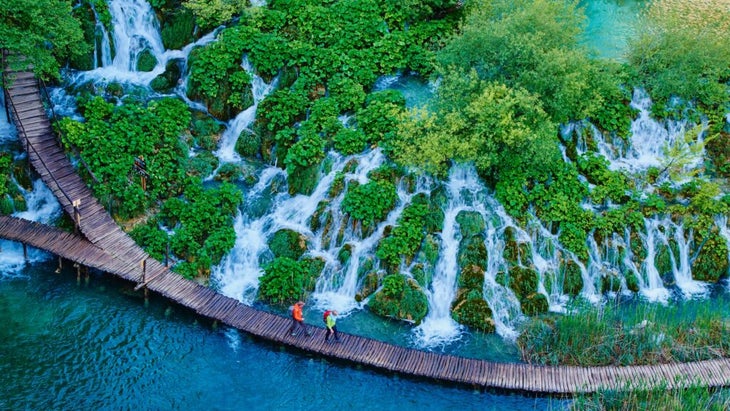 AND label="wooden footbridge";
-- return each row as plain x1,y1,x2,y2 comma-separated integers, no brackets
3,68,730,395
